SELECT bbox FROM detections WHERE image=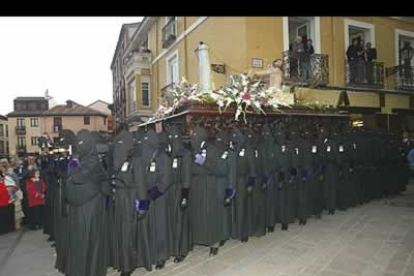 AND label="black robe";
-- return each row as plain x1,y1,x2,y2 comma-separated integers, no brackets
300,132,316,218
131,131,152,271
214,131,236,242
259,126,278,229
65,130,108,276
231,128,256,240
335,136,350,211
248,130,266,237
166,126,193,258
290,132,304,222
108,130,140,274
141,130,171,265
322,137,339,212
190,127,222,246
274,132,293,226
